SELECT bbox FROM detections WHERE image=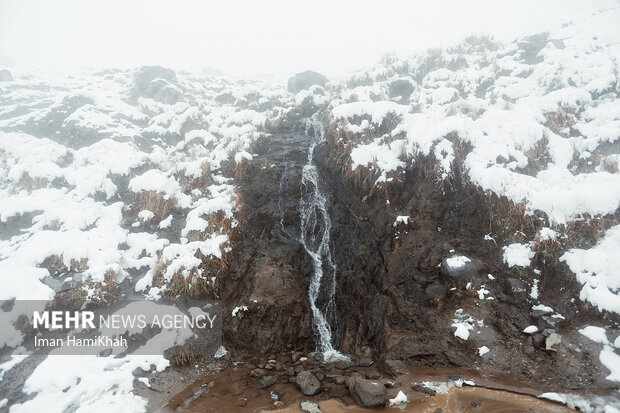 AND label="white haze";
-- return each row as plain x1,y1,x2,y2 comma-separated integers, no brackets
0,0,616,80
